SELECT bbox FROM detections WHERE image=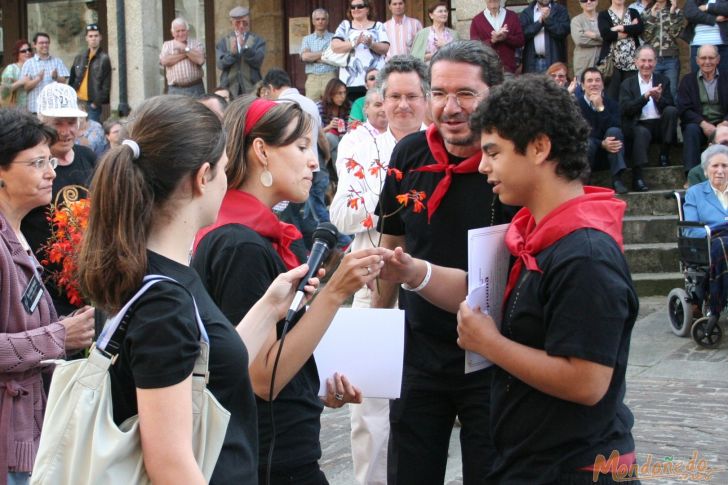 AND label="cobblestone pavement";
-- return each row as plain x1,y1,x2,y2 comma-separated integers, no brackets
319,296,728,484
